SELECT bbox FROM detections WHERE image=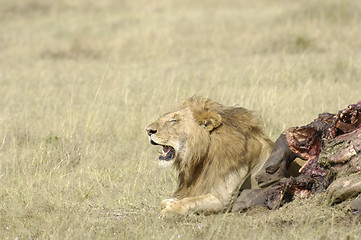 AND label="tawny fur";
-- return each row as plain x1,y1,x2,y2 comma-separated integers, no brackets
146,97,274,215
